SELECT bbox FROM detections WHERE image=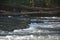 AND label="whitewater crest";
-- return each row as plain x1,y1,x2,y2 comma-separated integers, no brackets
13,17,60,35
